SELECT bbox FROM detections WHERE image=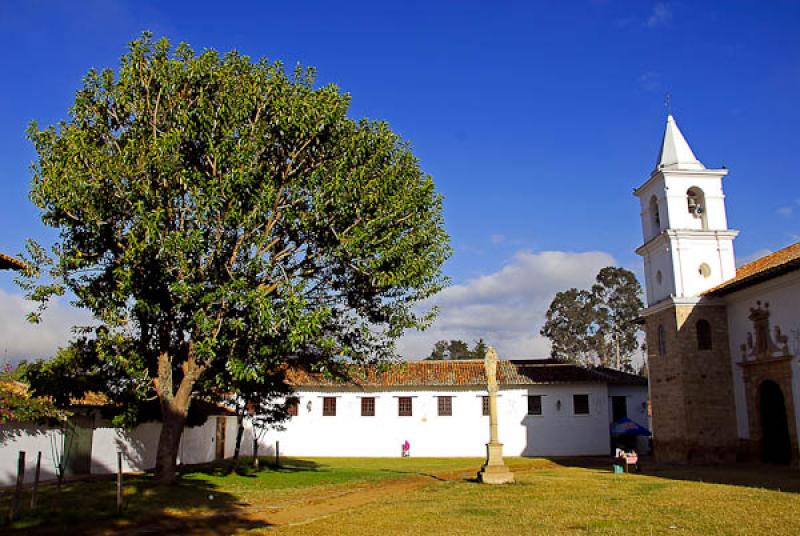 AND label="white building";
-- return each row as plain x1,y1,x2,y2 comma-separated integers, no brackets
0,389,240,487
635,114,800,464
1,360,647,486
269,359,649,458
